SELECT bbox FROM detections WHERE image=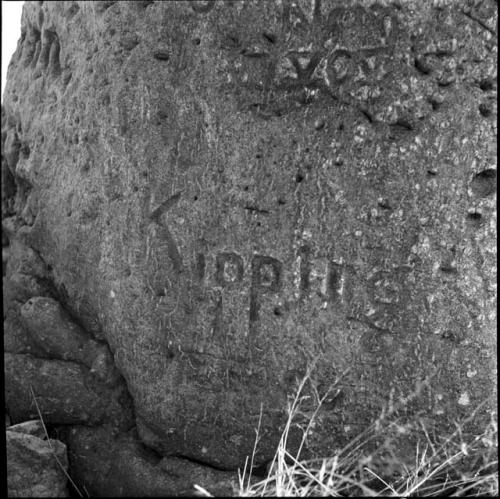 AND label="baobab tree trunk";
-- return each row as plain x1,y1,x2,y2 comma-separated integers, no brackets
2,0,497,495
